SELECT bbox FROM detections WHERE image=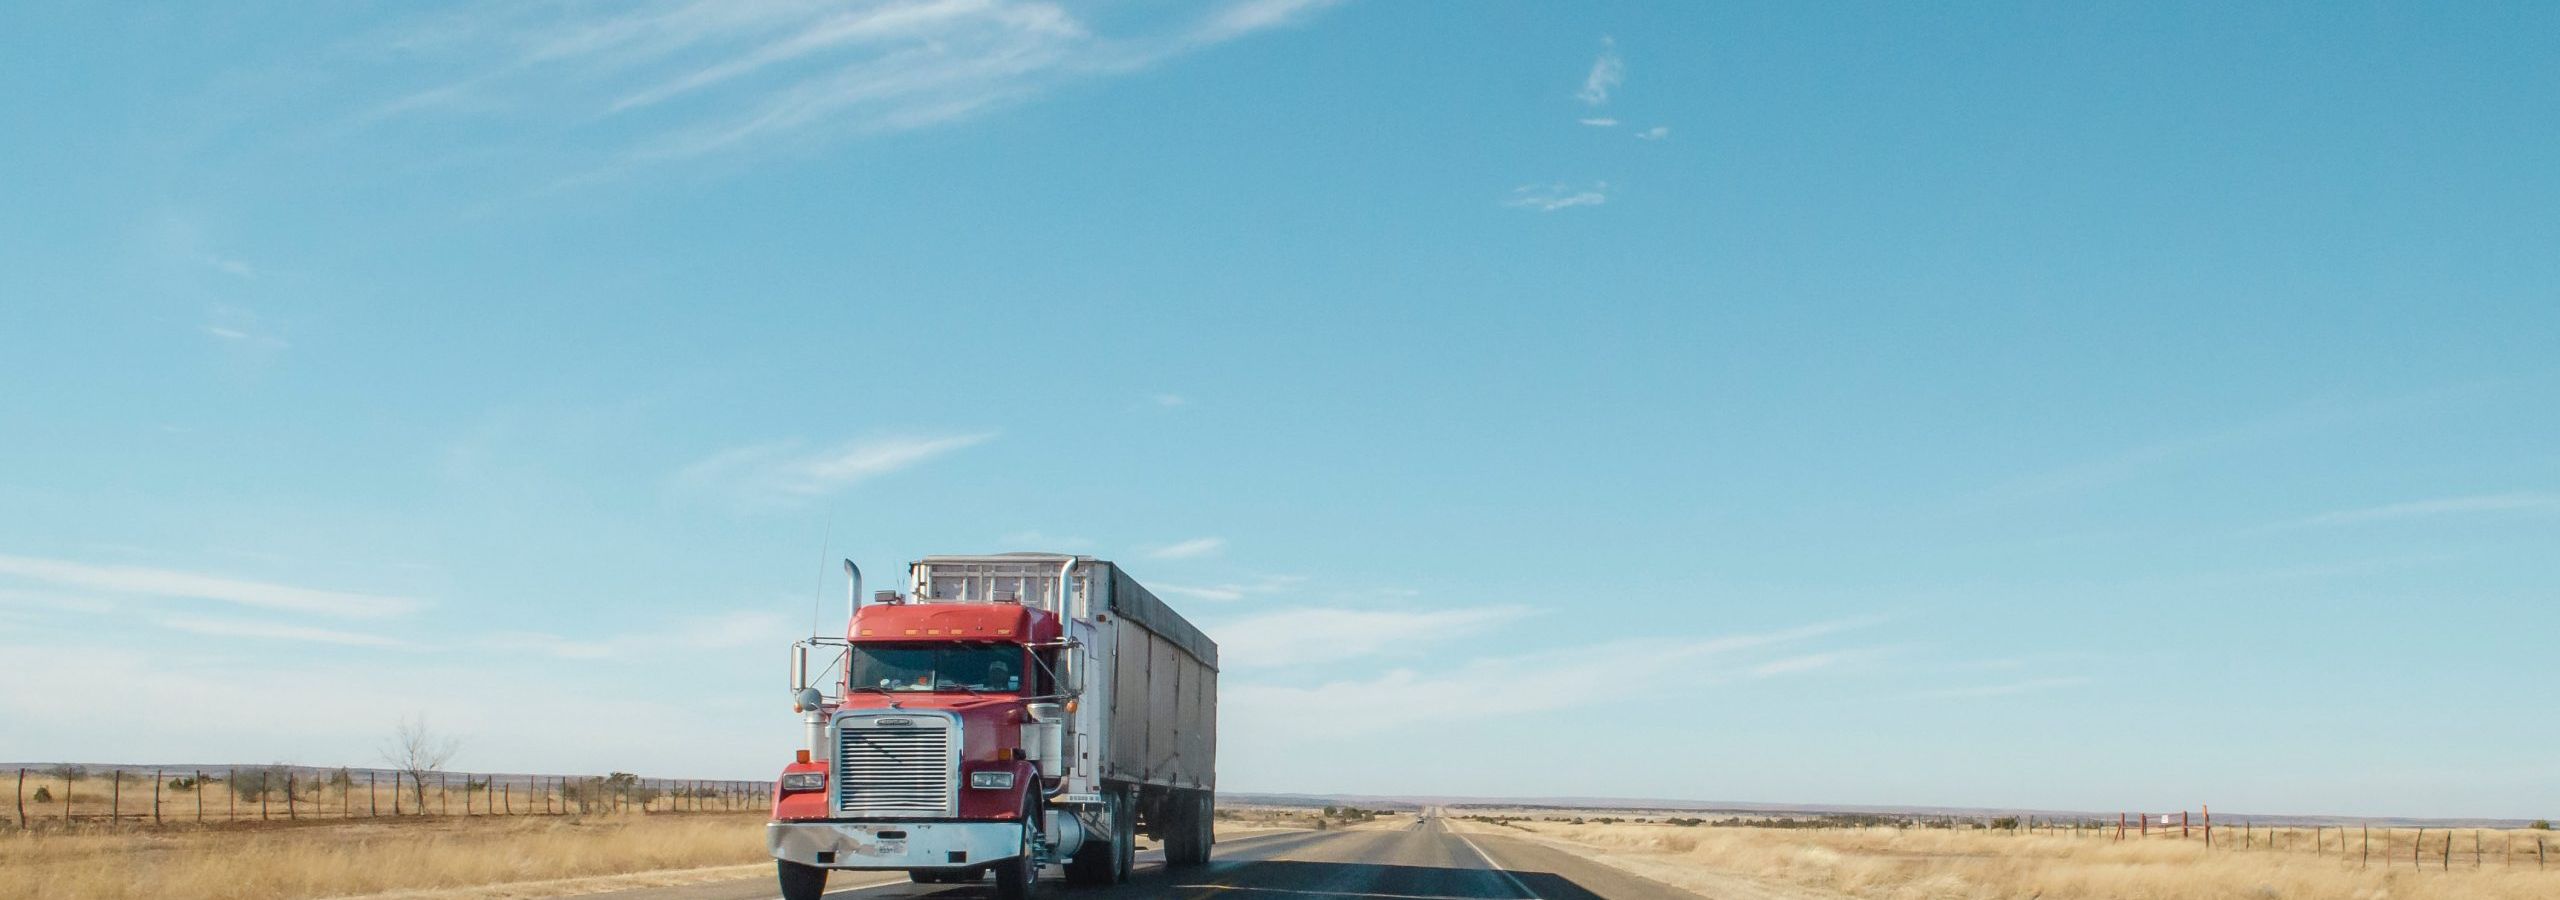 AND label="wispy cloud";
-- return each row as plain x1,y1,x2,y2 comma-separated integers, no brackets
485,610,792,660
203,307,289,350
203,325,290,350
998,530,1095,551
1153,573,1304,602
1920,676,2091,699
1211,606,1534,668
0,553,422,618
675,432,995,507
1749,649,1865,678
1224,615,1887,735
2261,492,2560,530
1635,125,1669,140
1961,389,2484,509
1578,117,1619,127
1146,537,1227,560
196,253,255,278
157,615,409,648
1506,182,1608,212
367,0,1342,174
1150,393,1190,408
1576,37,1623,105
155,214,256,278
